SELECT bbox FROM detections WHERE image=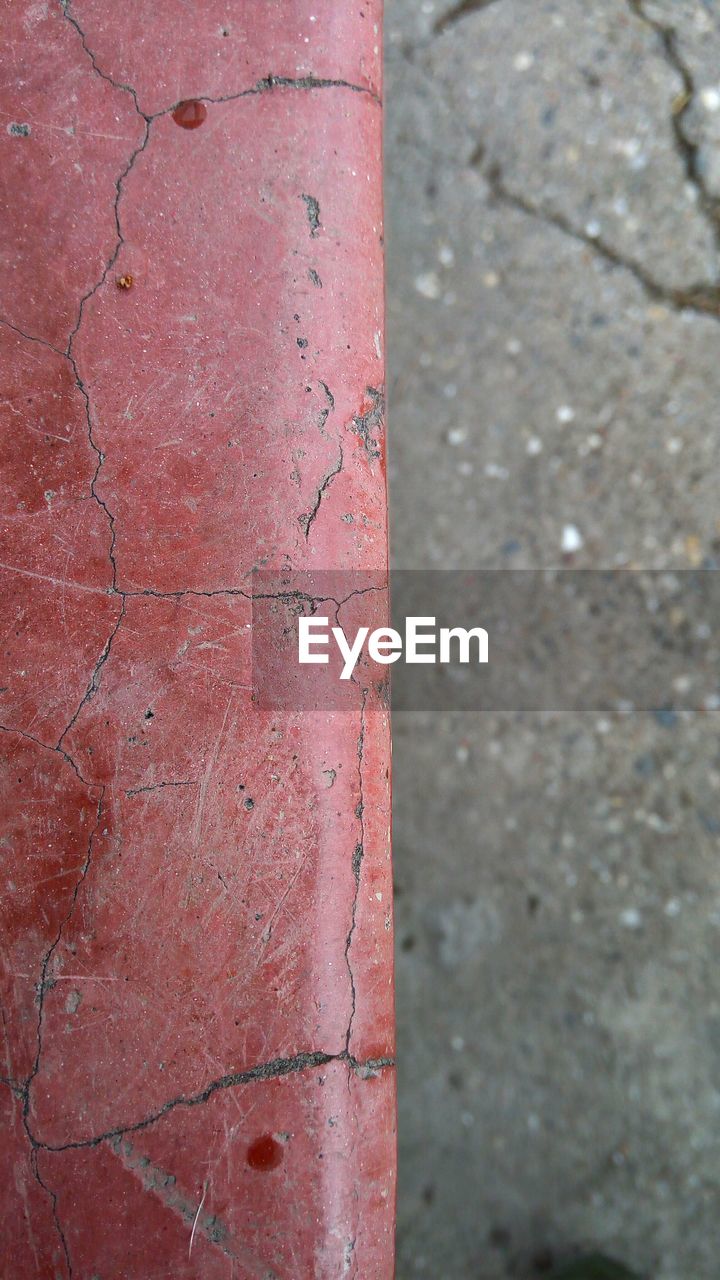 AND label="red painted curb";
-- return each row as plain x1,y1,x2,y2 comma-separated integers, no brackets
1,2,394,1275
